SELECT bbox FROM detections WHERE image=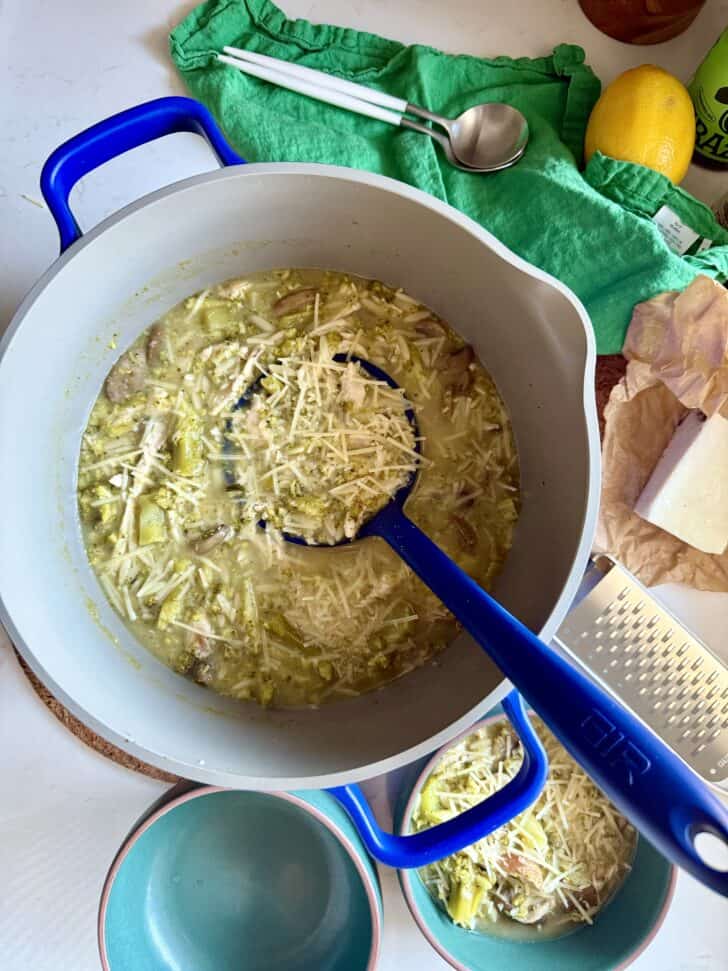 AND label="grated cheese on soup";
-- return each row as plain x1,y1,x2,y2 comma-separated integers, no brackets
412,718,637,938
228,349,421,545
77,270,520,707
